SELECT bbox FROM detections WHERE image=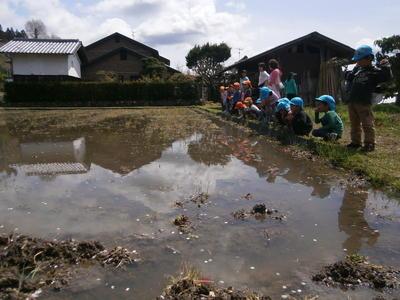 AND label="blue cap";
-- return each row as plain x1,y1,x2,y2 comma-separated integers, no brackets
275,98,291,112
352,45,374,62
315,95,336,111
259,87,272,100
290,97,304,108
